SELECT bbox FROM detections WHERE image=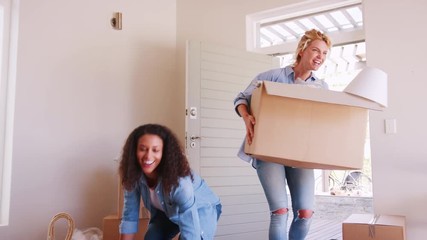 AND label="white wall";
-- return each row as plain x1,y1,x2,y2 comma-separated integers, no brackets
0,0,177,239
364,0,427,239
177,0,427,239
